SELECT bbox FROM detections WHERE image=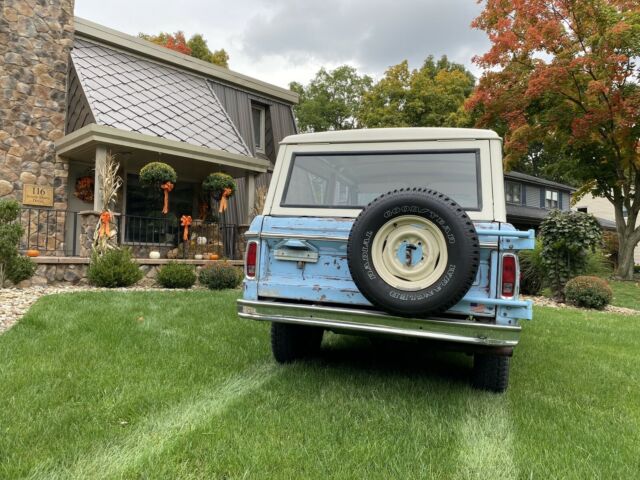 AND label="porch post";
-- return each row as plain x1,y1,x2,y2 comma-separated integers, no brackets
245,172,256,224
93,145,107,212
